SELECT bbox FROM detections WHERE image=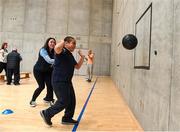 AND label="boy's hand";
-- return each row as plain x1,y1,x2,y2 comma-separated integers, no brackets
78,50,85,58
